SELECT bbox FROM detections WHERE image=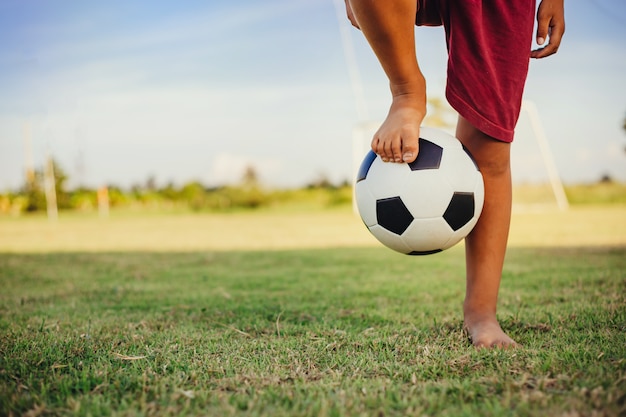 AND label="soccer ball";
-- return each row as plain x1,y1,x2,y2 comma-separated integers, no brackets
355,127,484,255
